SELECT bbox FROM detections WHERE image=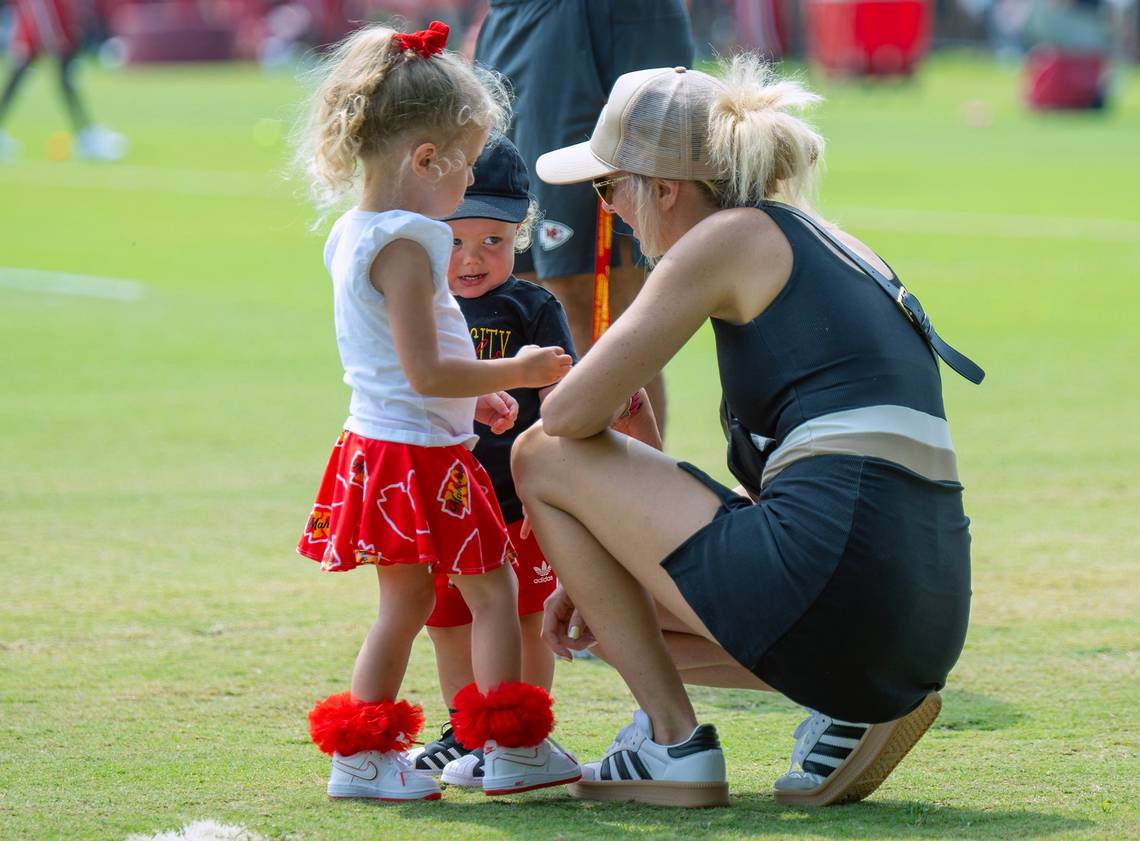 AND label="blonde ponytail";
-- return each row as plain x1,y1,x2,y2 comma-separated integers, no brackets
295,24,510,215
705,54,824,211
